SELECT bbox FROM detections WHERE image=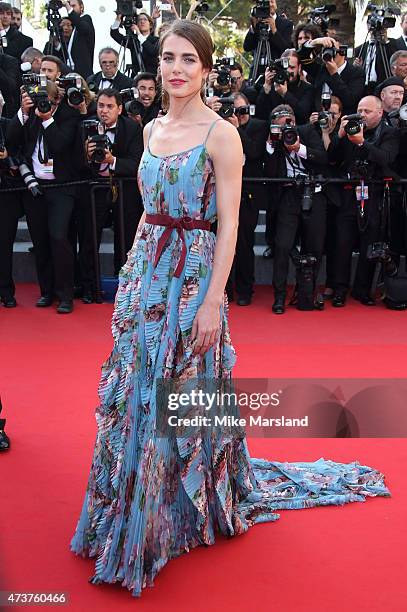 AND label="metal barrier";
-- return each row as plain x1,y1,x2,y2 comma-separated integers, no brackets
1,175,406,302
